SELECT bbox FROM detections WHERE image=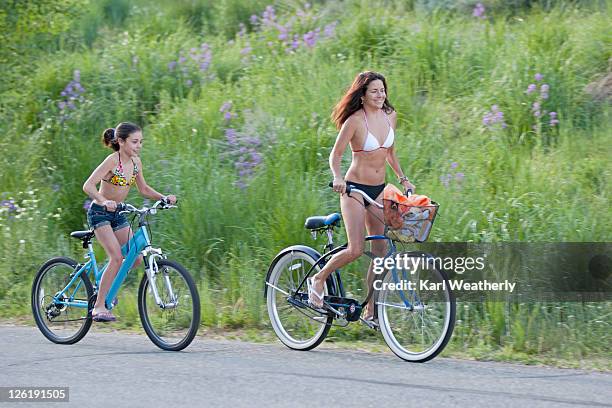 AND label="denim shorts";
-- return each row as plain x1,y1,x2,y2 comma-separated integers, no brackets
87,203,130,231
